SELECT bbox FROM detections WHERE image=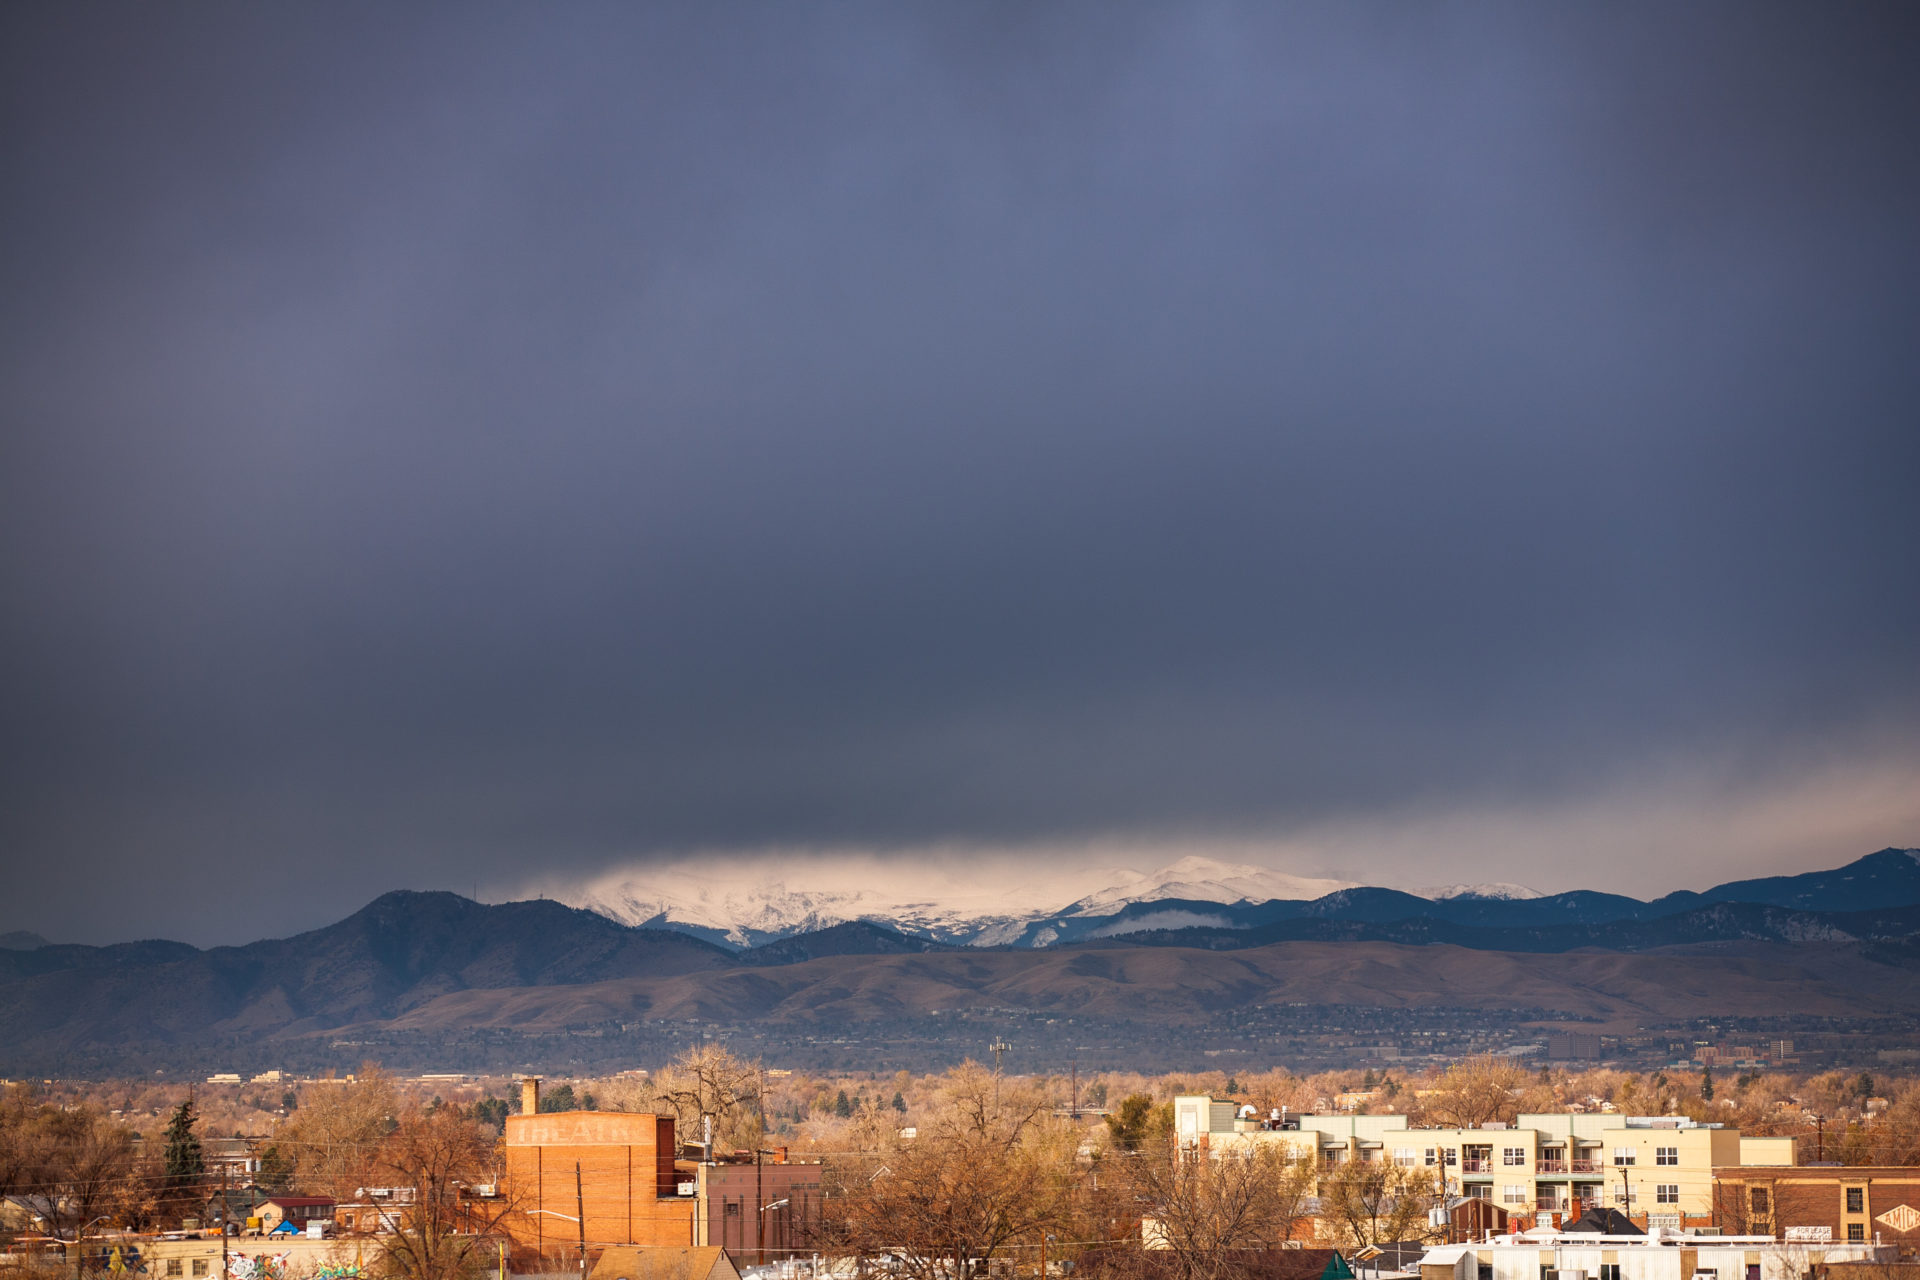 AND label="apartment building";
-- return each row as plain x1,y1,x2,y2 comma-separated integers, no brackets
1176,1097,1799,1227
